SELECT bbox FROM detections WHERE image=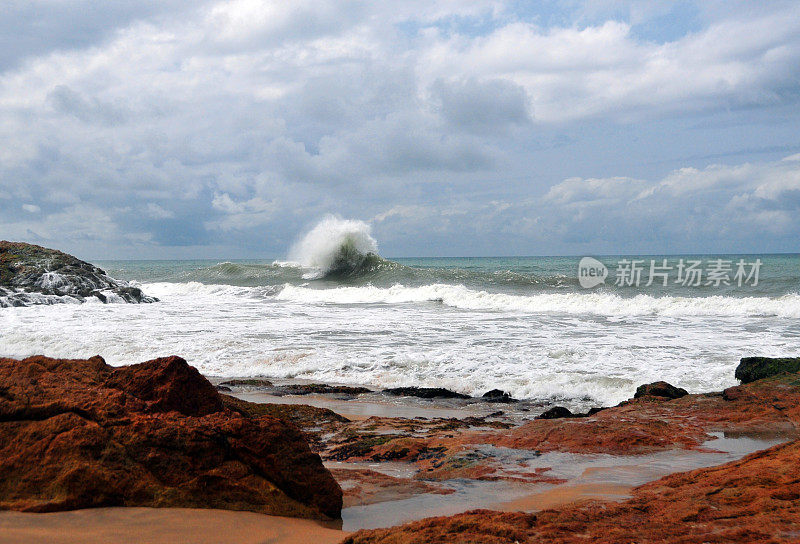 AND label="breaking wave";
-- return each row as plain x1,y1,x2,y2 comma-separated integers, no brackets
287,216,397,279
